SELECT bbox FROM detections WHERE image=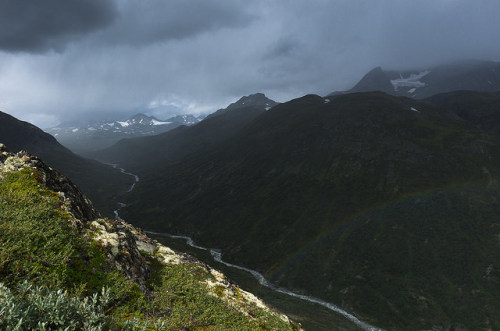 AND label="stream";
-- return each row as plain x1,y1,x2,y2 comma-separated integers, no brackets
107,163,139,219
109,164,383,331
